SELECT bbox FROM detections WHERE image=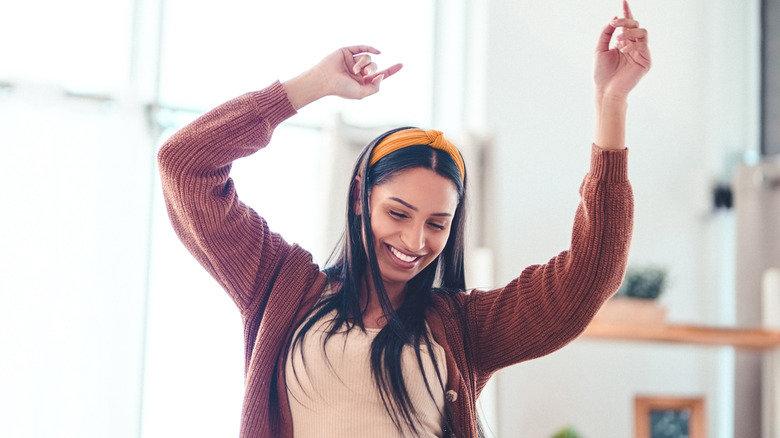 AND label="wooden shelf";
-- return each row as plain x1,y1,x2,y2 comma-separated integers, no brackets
581,322,780,350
